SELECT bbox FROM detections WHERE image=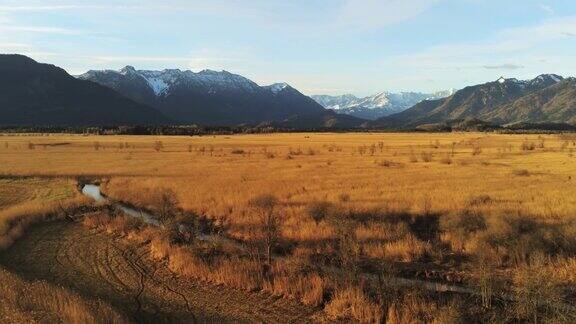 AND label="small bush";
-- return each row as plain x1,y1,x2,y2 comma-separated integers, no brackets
521,141,536,151
513,169,530,177
307,201,333,224
440,210,487,251
440,154,452,165
420,151,433,162
153,140,163,152
339,193,351,202
377,160,403,168
265,152,276,159
468,195,492,206
472,144,482,156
